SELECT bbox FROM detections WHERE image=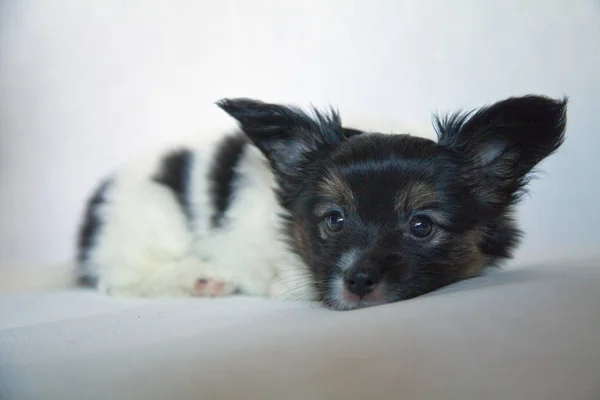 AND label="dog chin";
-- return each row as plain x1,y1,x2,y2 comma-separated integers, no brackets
325,277,391,311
